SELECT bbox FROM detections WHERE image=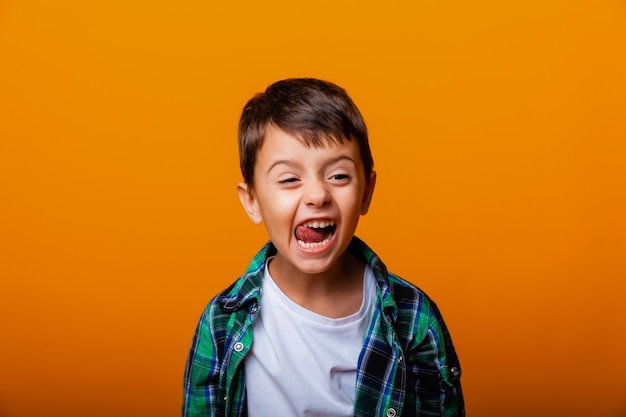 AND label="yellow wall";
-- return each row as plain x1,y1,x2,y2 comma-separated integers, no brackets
1,1,625,416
